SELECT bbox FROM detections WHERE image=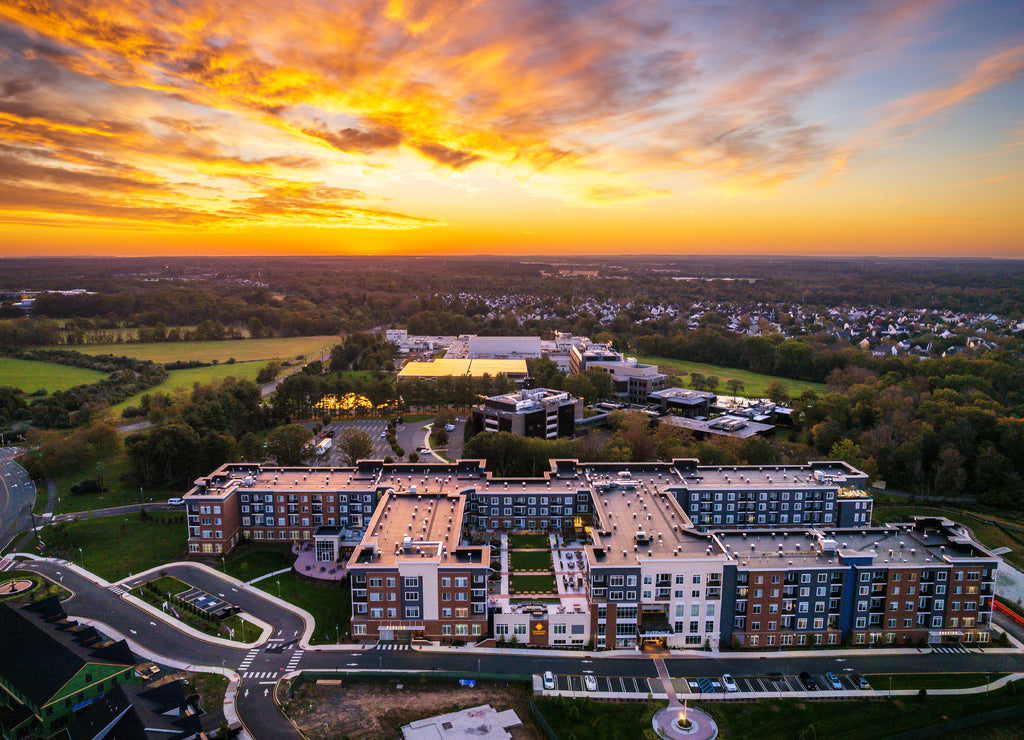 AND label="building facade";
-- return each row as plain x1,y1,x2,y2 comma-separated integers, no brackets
471,388,582,440
182,460,996,649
